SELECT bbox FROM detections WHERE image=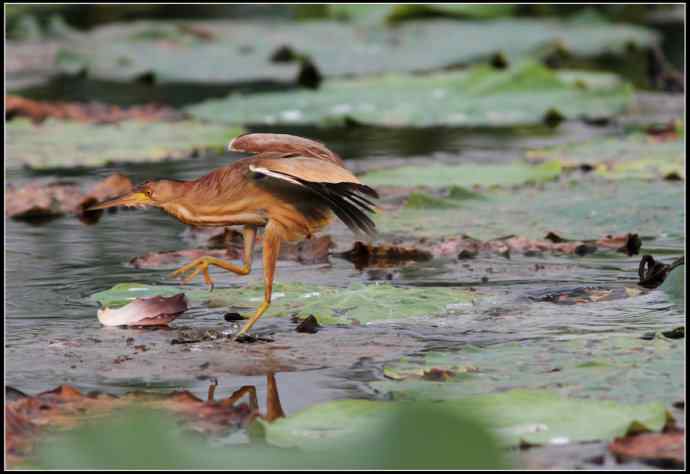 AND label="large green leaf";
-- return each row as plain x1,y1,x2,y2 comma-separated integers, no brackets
90,282,475,325
374,178,685,241
528,133,686,180
5,118,243,169
364,160,562,189
31,404,507,469
187,62,633,127
372,334,684,405
326,4,518,24
52,19,657,84
264,389,668,448
660,265,685,305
